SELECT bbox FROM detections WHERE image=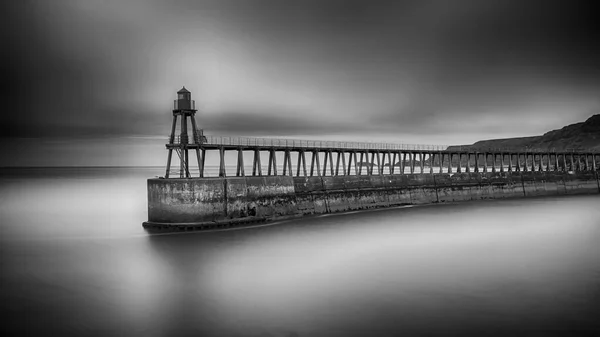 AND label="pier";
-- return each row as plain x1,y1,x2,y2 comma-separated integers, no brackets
166,134,599,178
144,88,600,230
